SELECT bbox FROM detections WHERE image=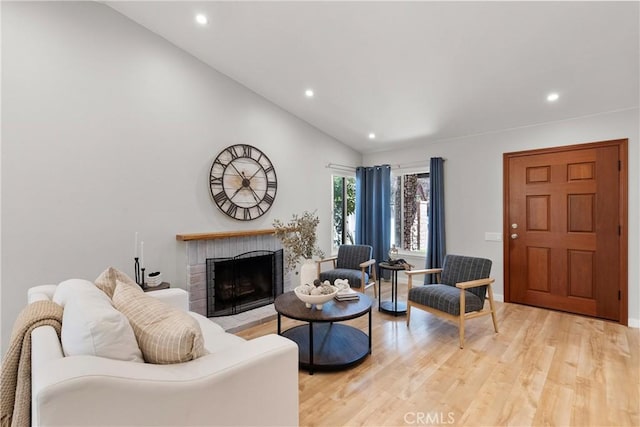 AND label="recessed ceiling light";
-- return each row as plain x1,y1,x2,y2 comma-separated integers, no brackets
368,133,376,140
195,14,208,25
547,92,559,102
305,89,314,98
